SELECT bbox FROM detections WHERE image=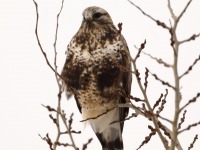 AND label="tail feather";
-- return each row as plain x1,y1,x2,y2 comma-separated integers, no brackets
88,108,124,150
96,130,123,150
